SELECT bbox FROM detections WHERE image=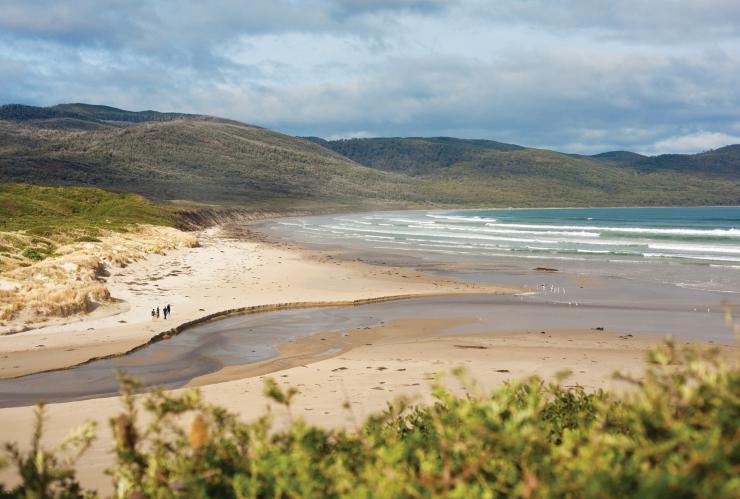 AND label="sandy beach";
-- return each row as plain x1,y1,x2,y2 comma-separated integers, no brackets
0,221,735,493
0,224,512,379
